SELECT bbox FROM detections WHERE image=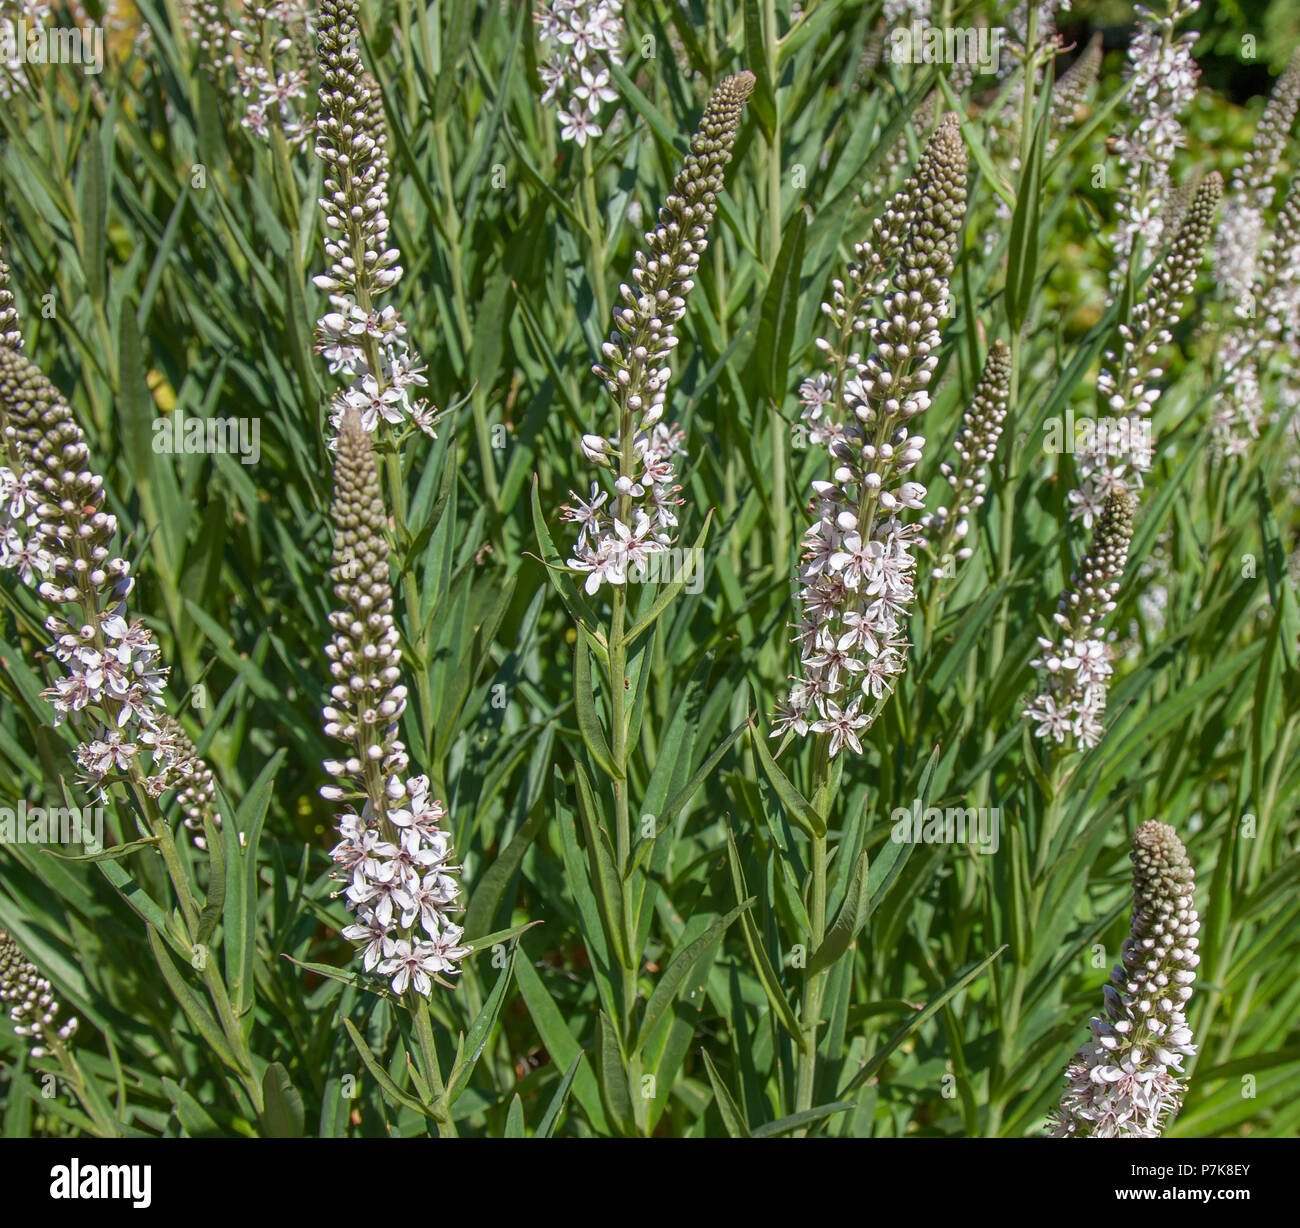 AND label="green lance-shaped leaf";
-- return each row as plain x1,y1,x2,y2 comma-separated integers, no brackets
757,210,808,402
701,1048,752,1137
573,764,633,970
448,939,519,1100
807,850,870,977
726,829,803,1041
749,723,827,837
1005,98,1048,332
637,900,752,1049
574,635,620,780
